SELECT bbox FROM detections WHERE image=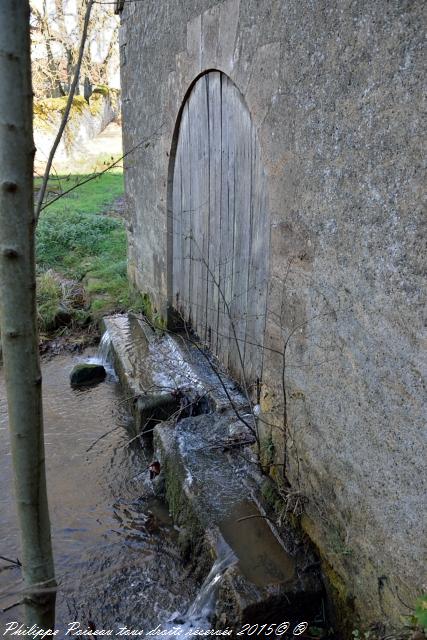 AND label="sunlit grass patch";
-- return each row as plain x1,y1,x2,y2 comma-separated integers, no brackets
35,169,143,330
36,270,62,332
